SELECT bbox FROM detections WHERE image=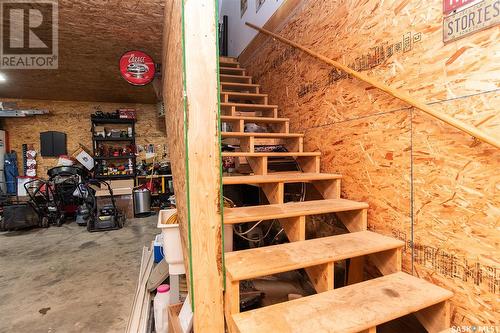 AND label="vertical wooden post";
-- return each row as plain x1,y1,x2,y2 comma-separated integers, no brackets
162,0,224,332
